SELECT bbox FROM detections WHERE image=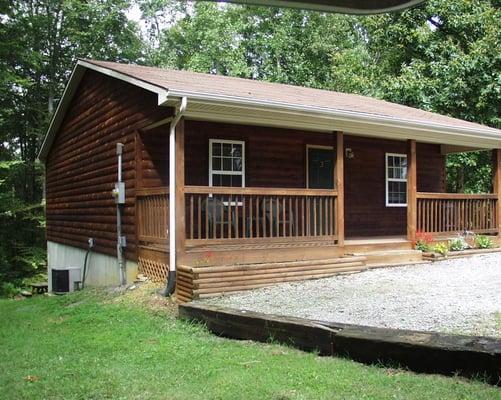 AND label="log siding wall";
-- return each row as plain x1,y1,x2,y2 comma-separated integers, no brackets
47,73,446,258
45,71,171,260
138,120,445,238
